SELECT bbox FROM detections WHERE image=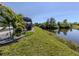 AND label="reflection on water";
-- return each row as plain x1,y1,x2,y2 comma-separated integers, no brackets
51,28,79,44
57,28,71,36
51,28,71,35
